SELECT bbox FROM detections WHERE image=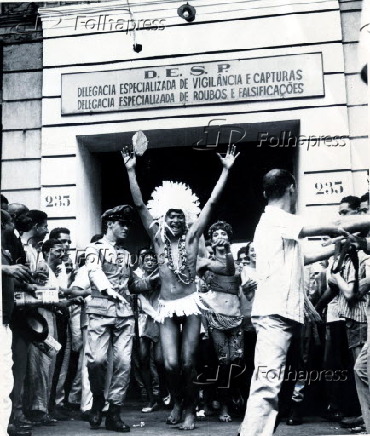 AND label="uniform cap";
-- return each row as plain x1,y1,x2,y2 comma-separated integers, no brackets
101,205,134,222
